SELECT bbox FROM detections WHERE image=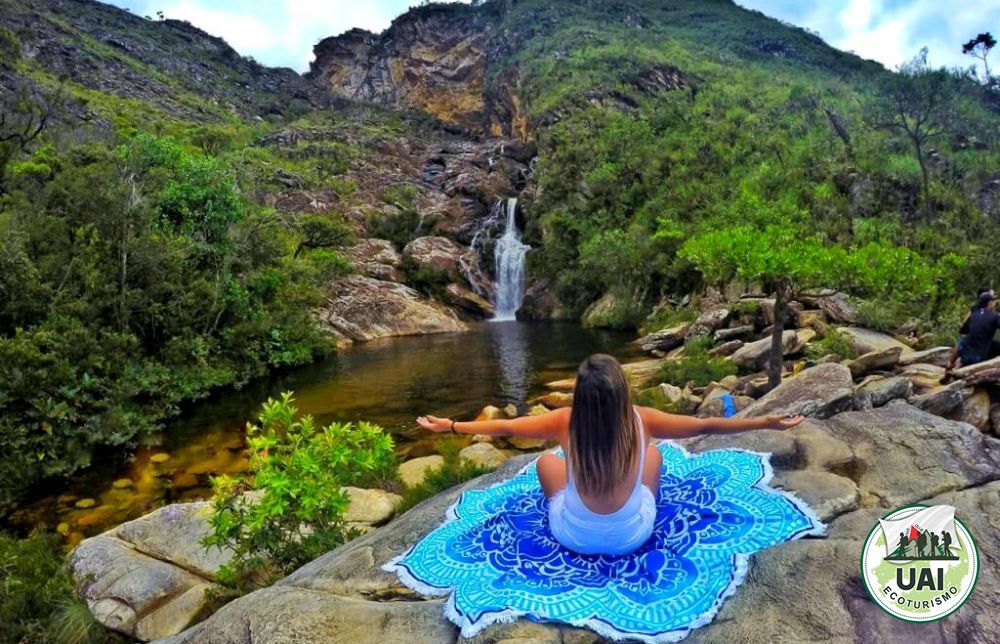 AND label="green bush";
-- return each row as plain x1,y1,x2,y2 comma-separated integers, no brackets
396,438,495,515
651,339,738,388
641,304,697,335
804,328,859,361
402,256,452,298
203,393,397,589
0,531,118,644
855,300,909,334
